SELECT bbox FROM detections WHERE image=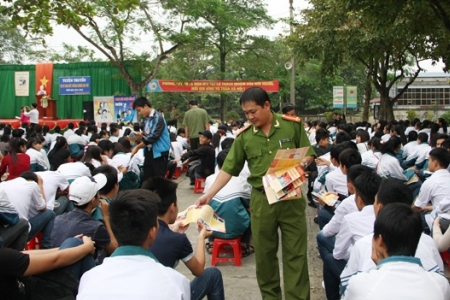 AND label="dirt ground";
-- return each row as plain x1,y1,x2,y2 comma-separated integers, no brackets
174,175,326,300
